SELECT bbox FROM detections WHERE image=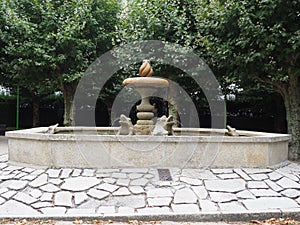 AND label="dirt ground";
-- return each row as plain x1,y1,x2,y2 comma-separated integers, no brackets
0,218,299,225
